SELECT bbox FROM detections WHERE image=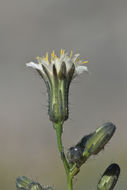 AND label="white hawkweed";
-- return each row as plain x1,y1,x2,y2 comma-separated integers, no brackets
26,49,88,123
